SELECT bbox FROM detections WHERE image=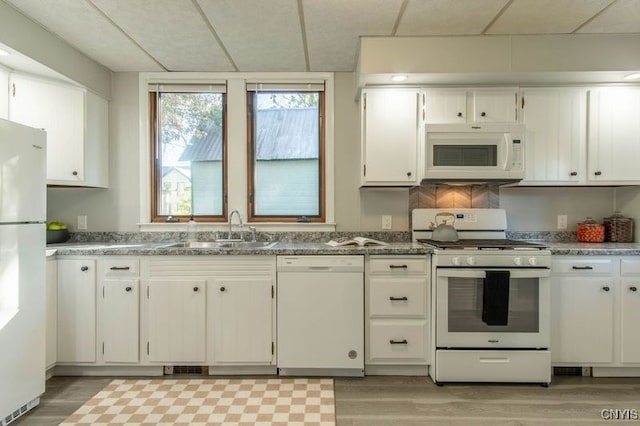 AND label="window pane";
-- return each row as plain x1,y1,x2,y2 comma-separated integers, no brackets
252,92,321,217
157,92,224,217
